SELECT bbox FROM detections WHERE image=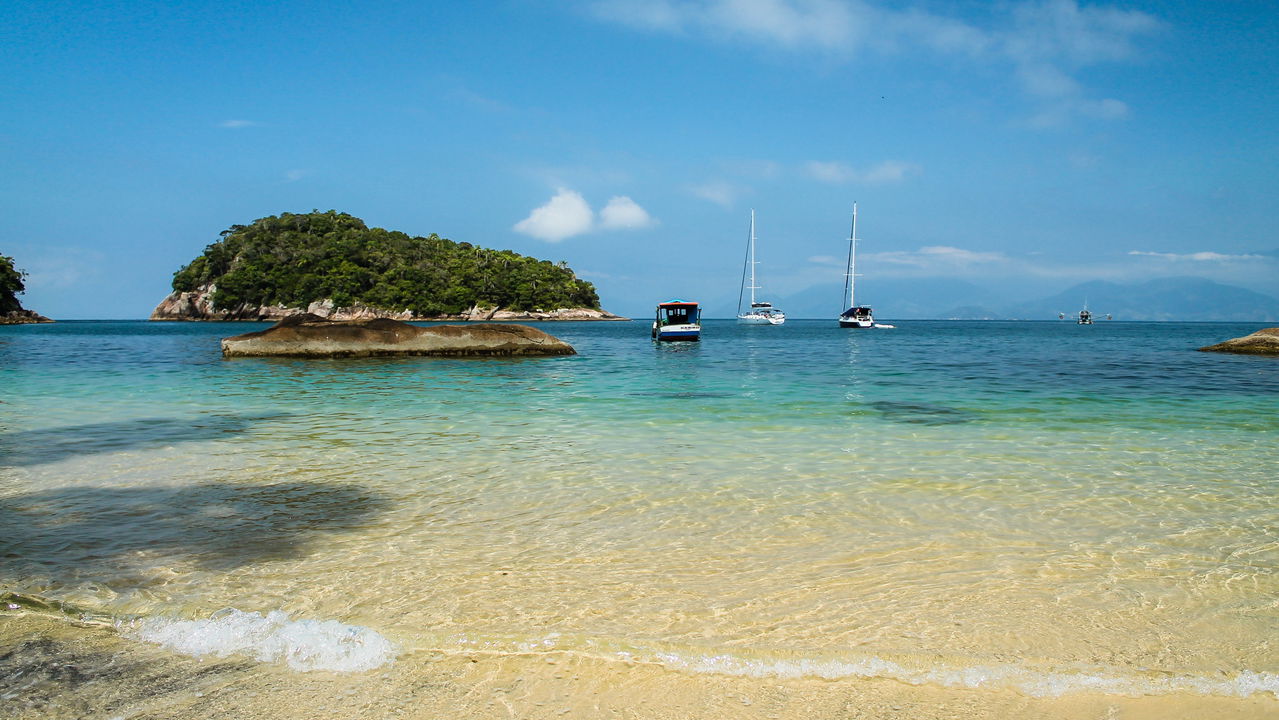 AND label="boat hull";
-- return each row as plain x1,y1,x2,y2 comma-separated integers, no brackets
653,323,701,341
737,313,785,325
